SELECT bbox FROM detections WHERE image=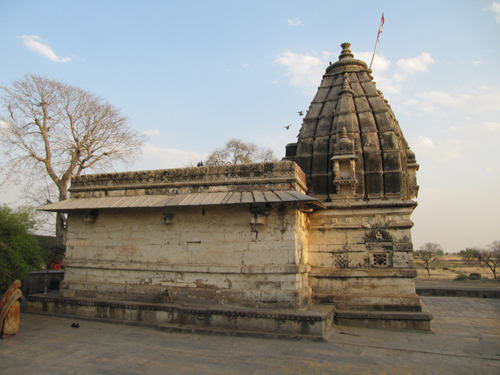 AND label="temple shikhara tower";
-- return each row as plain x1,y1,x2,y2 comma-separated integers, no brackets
285,43,422,313
31,43,431,338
